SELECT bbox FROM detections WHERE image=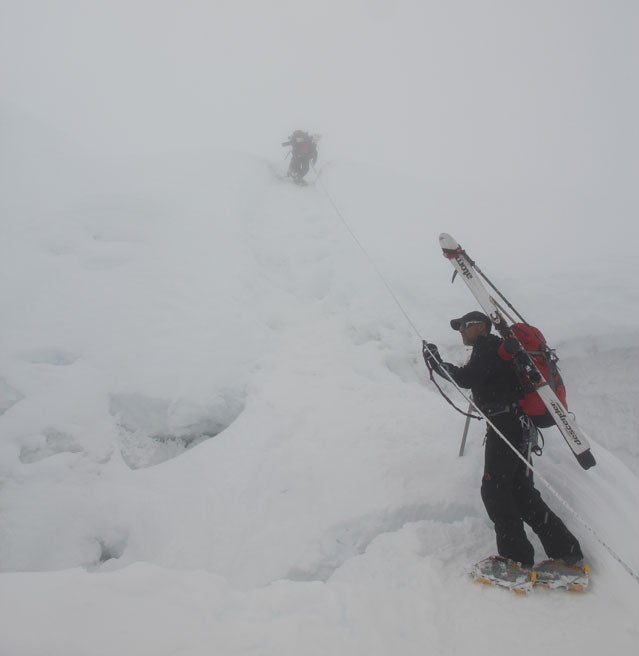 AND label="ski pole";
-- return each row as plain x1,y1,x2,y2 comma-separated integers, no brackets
459,402,474,456
463,255,528,325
